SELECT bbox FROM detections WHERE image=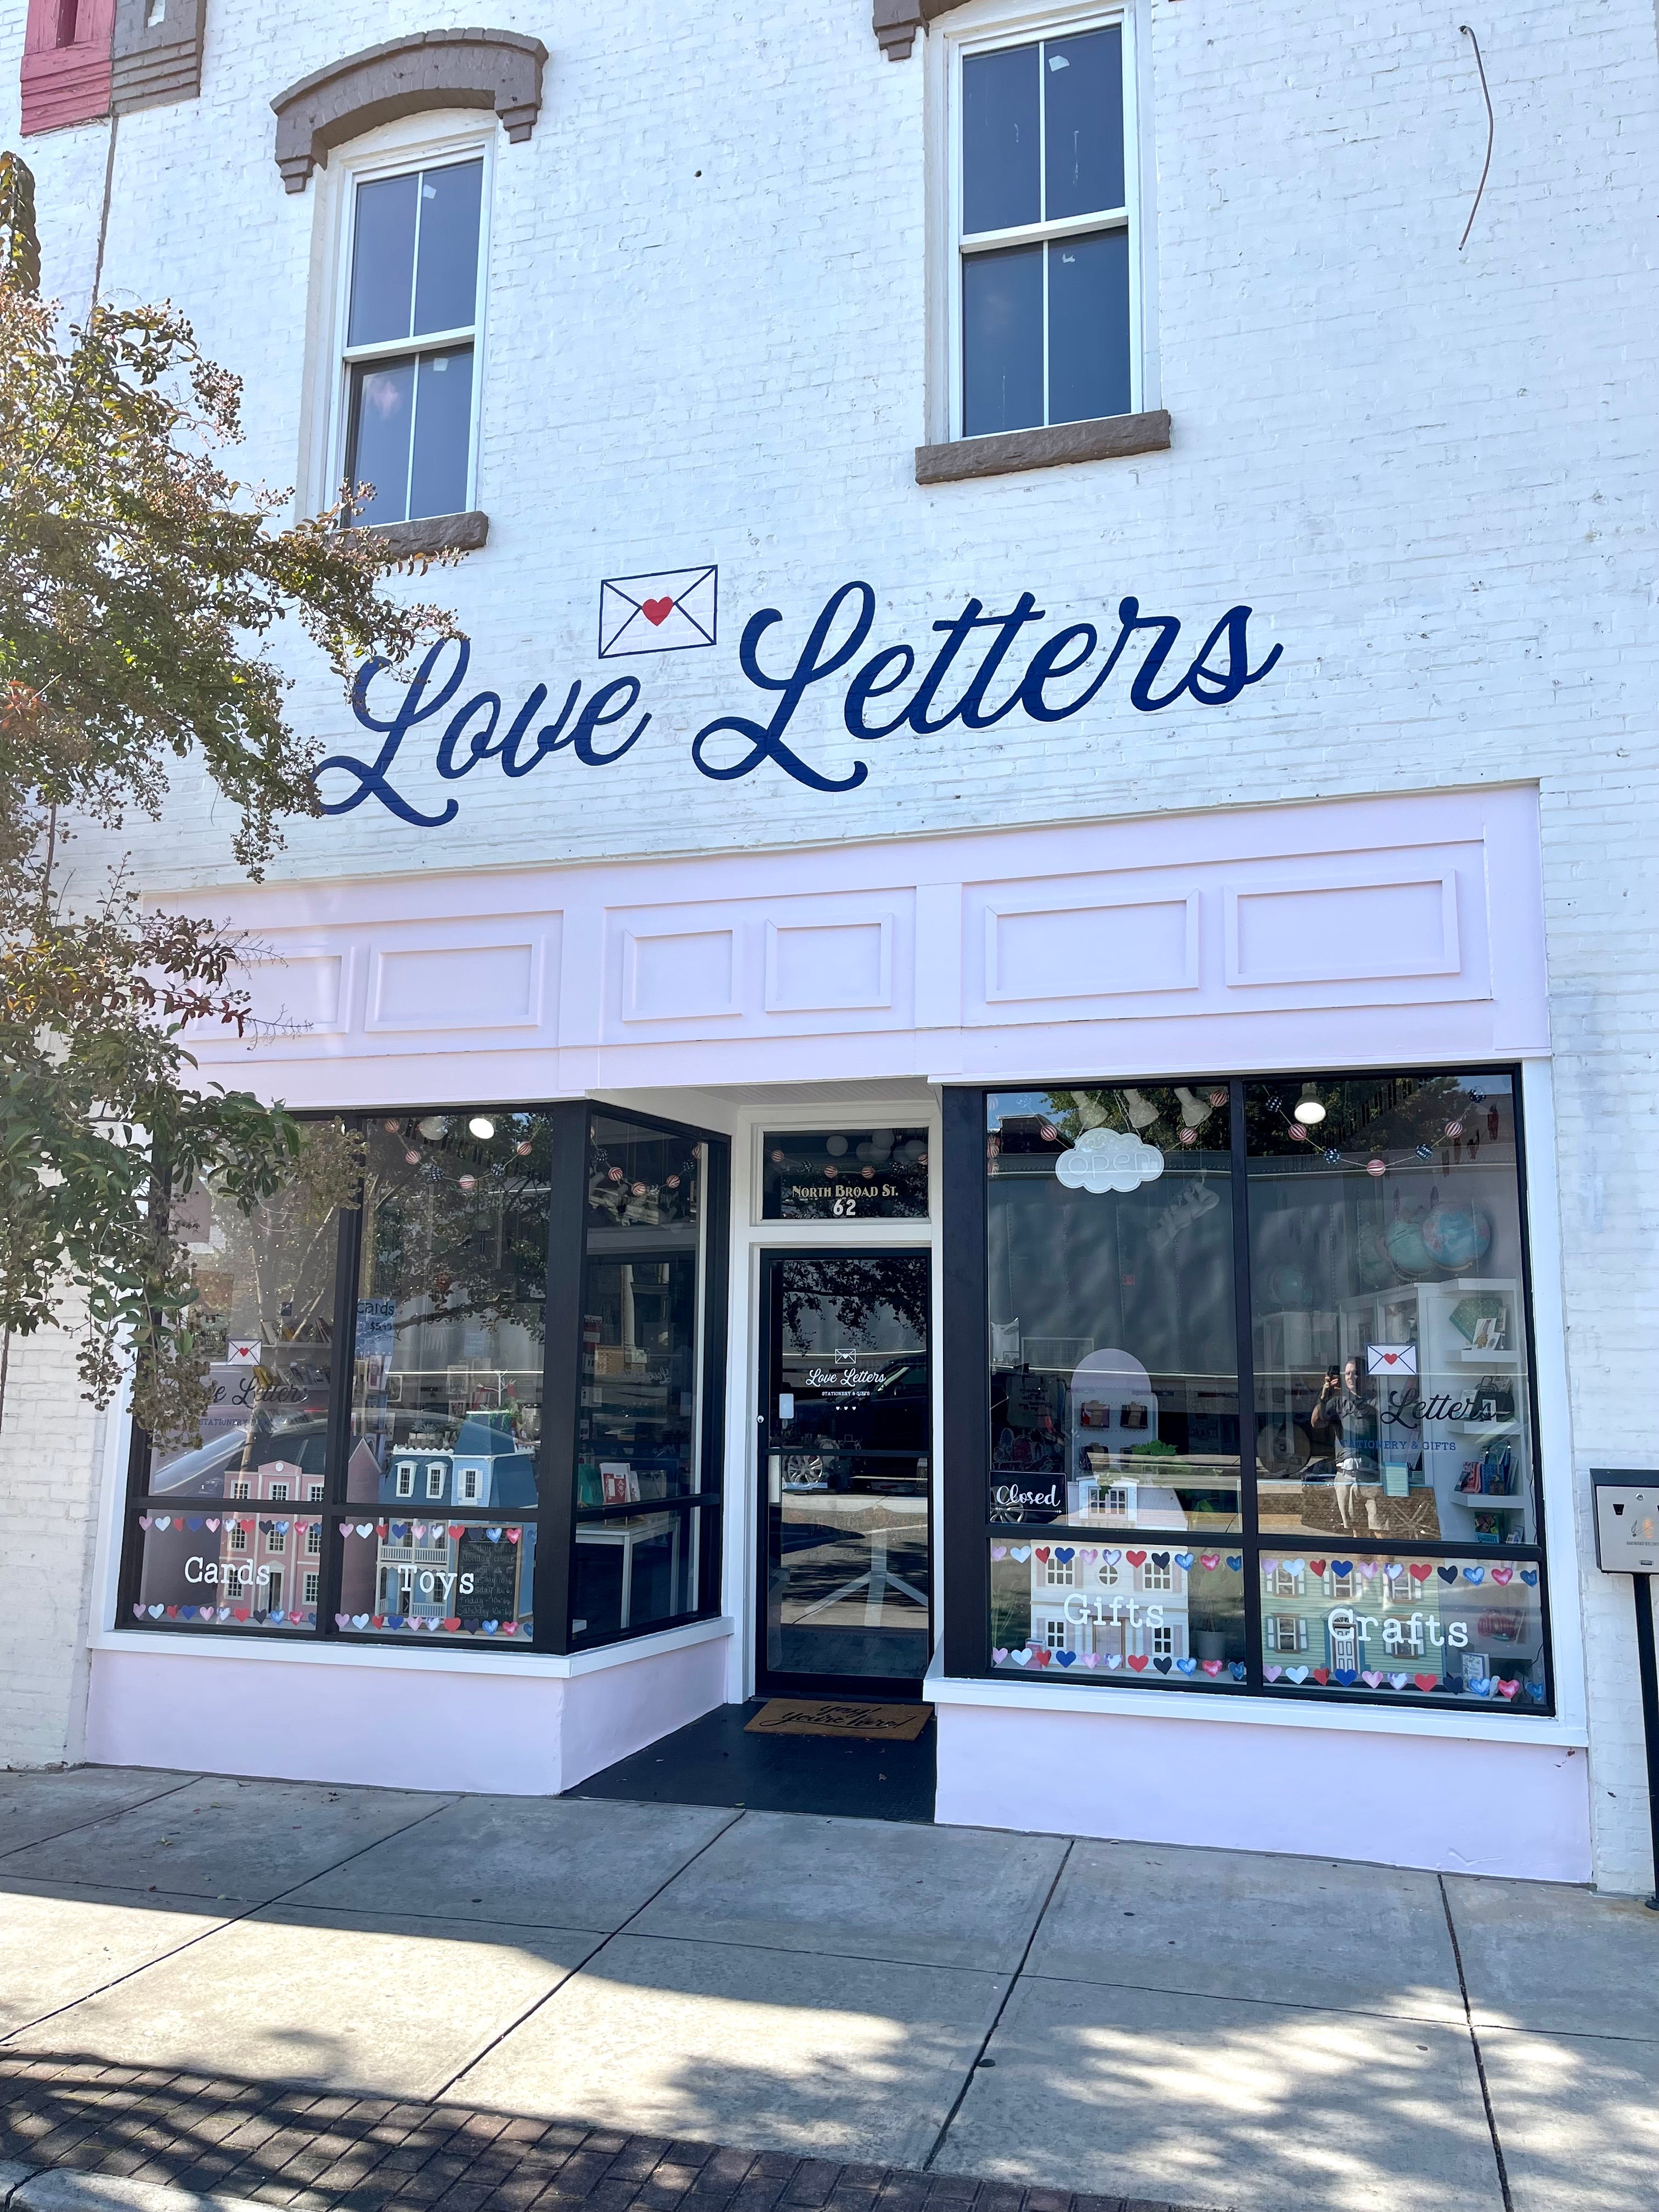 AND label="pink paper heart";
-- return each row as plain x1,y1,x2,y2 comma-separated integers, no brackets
1081,1548,1098,1561
1264,1664,1283,1681
1362,1671,1385,1688
1201,1553,1220,1571
1496,1678,1521,1700
991,1547,1008,1561
1491,1567,1514,1585
205,1517,220,1531
992,1647,1010,1665
1201,1660,1223,1676
138,1515,153,1530
1081,1653,1099,1668
506,1529,521,1543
